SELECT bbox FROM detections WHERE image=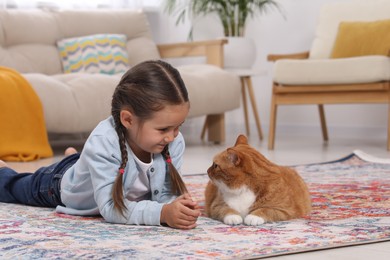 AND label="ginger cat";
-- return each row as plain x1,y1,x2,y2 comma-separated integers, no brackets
205,135,311,226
